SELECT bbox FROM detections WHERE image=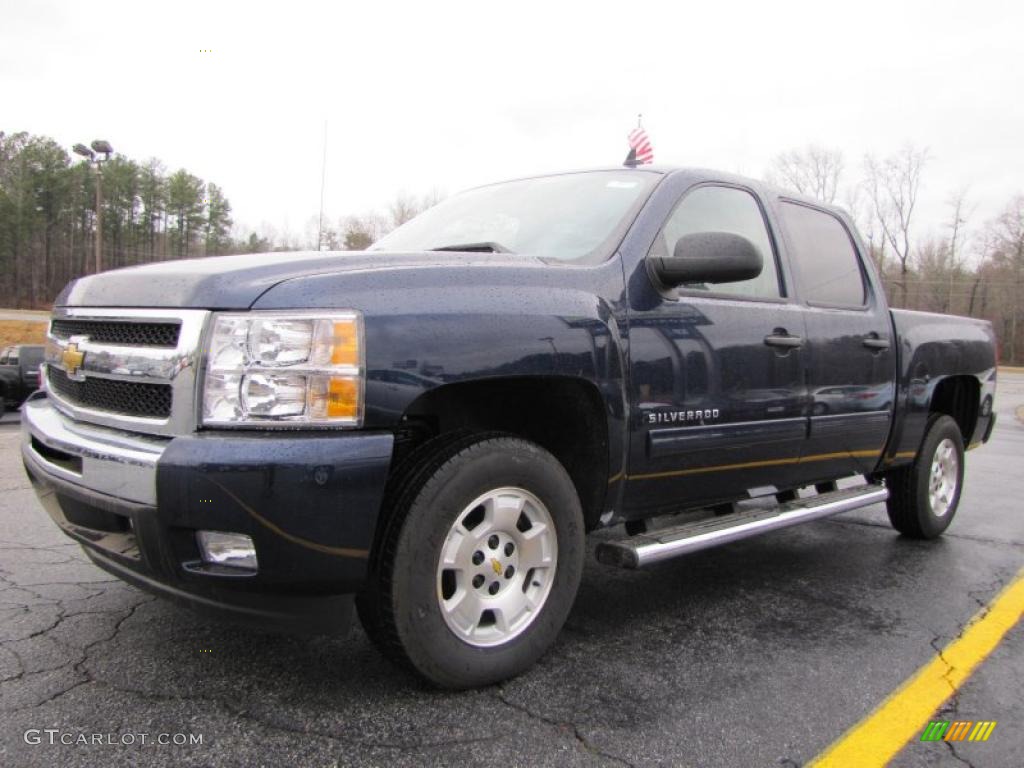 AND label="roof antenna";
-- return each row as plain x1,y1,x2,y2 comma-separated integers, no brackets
317,120,327,251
